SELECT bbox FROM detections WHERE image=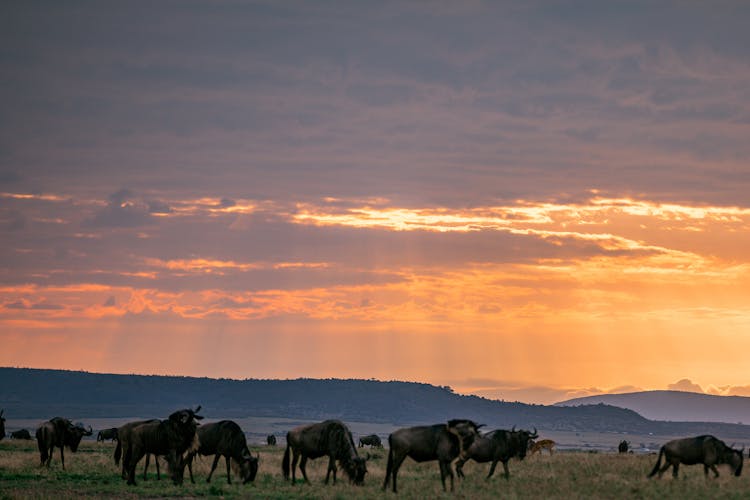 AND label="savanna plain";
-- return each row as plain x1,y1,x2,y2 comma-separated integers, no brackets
1,439,749,500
